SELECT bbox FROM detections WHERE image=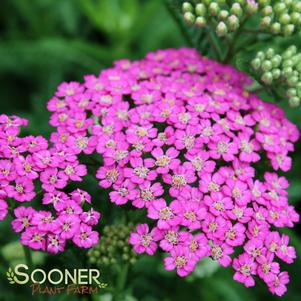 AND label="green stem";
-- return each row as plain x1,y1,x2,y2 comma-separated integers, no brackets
223,16,249,63
205,27,222,61
23,245,33,267
112,263,129,301
164,0,193,47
